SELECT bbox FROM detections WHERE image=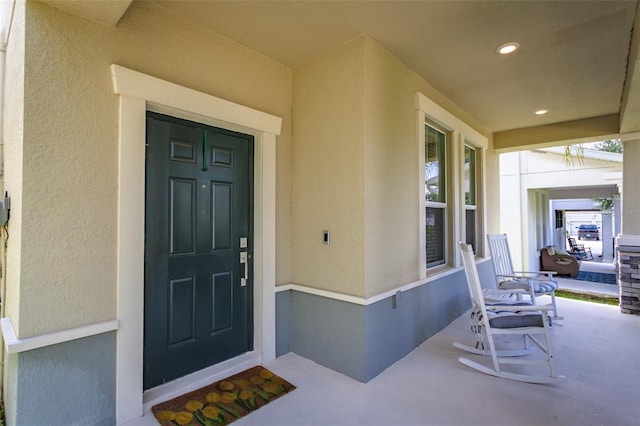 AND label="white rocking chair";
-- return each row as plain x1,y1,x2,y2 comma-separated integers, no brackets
487,233,562,319
454,242,566,384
